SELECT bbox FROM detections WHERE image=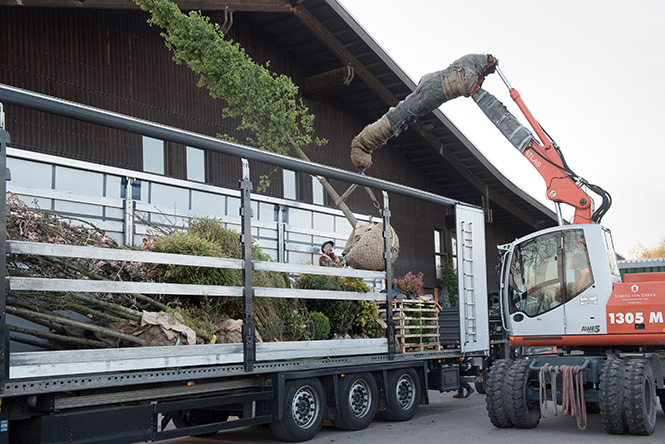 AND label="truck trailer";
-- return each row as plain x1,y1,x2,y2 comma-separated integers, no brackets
0,83,496,444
